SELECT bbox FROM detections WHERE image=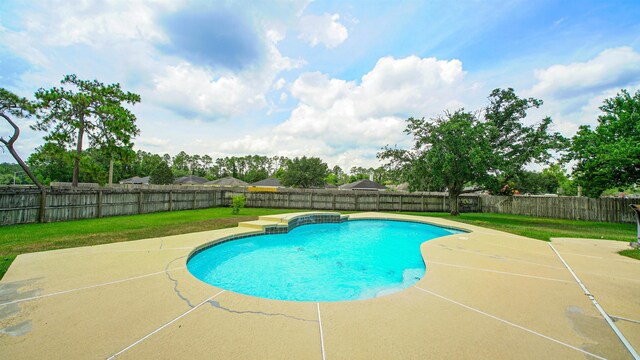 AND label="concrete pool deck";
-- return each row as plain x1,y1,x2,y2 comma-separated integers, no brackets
0,211,638,359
